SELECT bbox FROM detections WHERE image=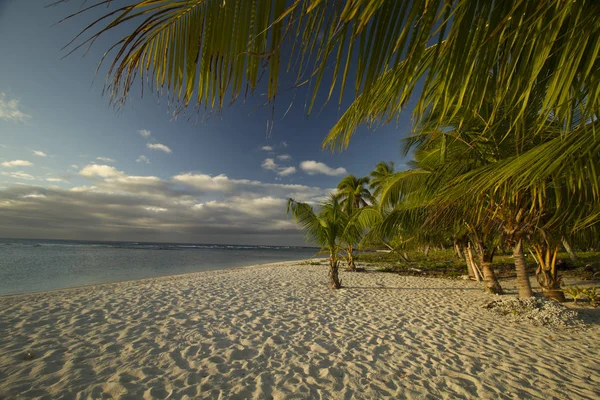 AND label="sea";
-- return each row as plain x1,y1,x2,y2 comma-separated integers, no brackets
0,238,320,296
